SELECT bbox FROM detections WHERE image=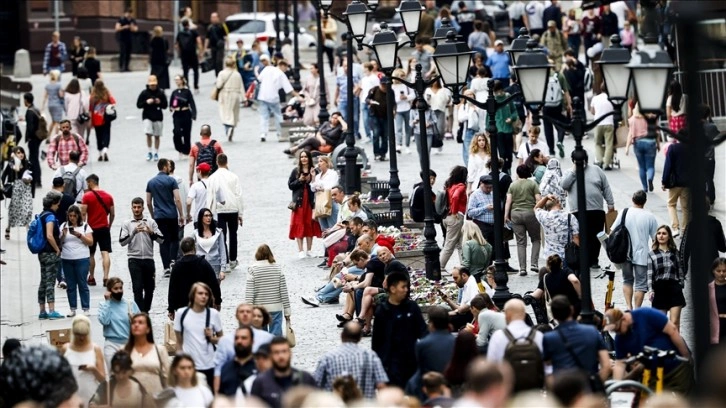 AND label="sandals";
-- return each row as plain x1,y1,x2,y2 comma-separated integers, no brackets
335,313,353,322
